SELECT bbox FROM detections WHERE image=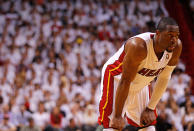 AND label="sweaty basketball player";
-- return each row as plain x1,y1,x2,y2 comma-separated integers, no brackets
98,17,182,131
